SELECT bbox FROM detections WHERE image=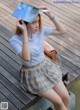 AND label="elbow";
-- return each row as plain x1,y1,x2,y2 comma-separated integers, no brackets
23,56,30,61
60,29,67,35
